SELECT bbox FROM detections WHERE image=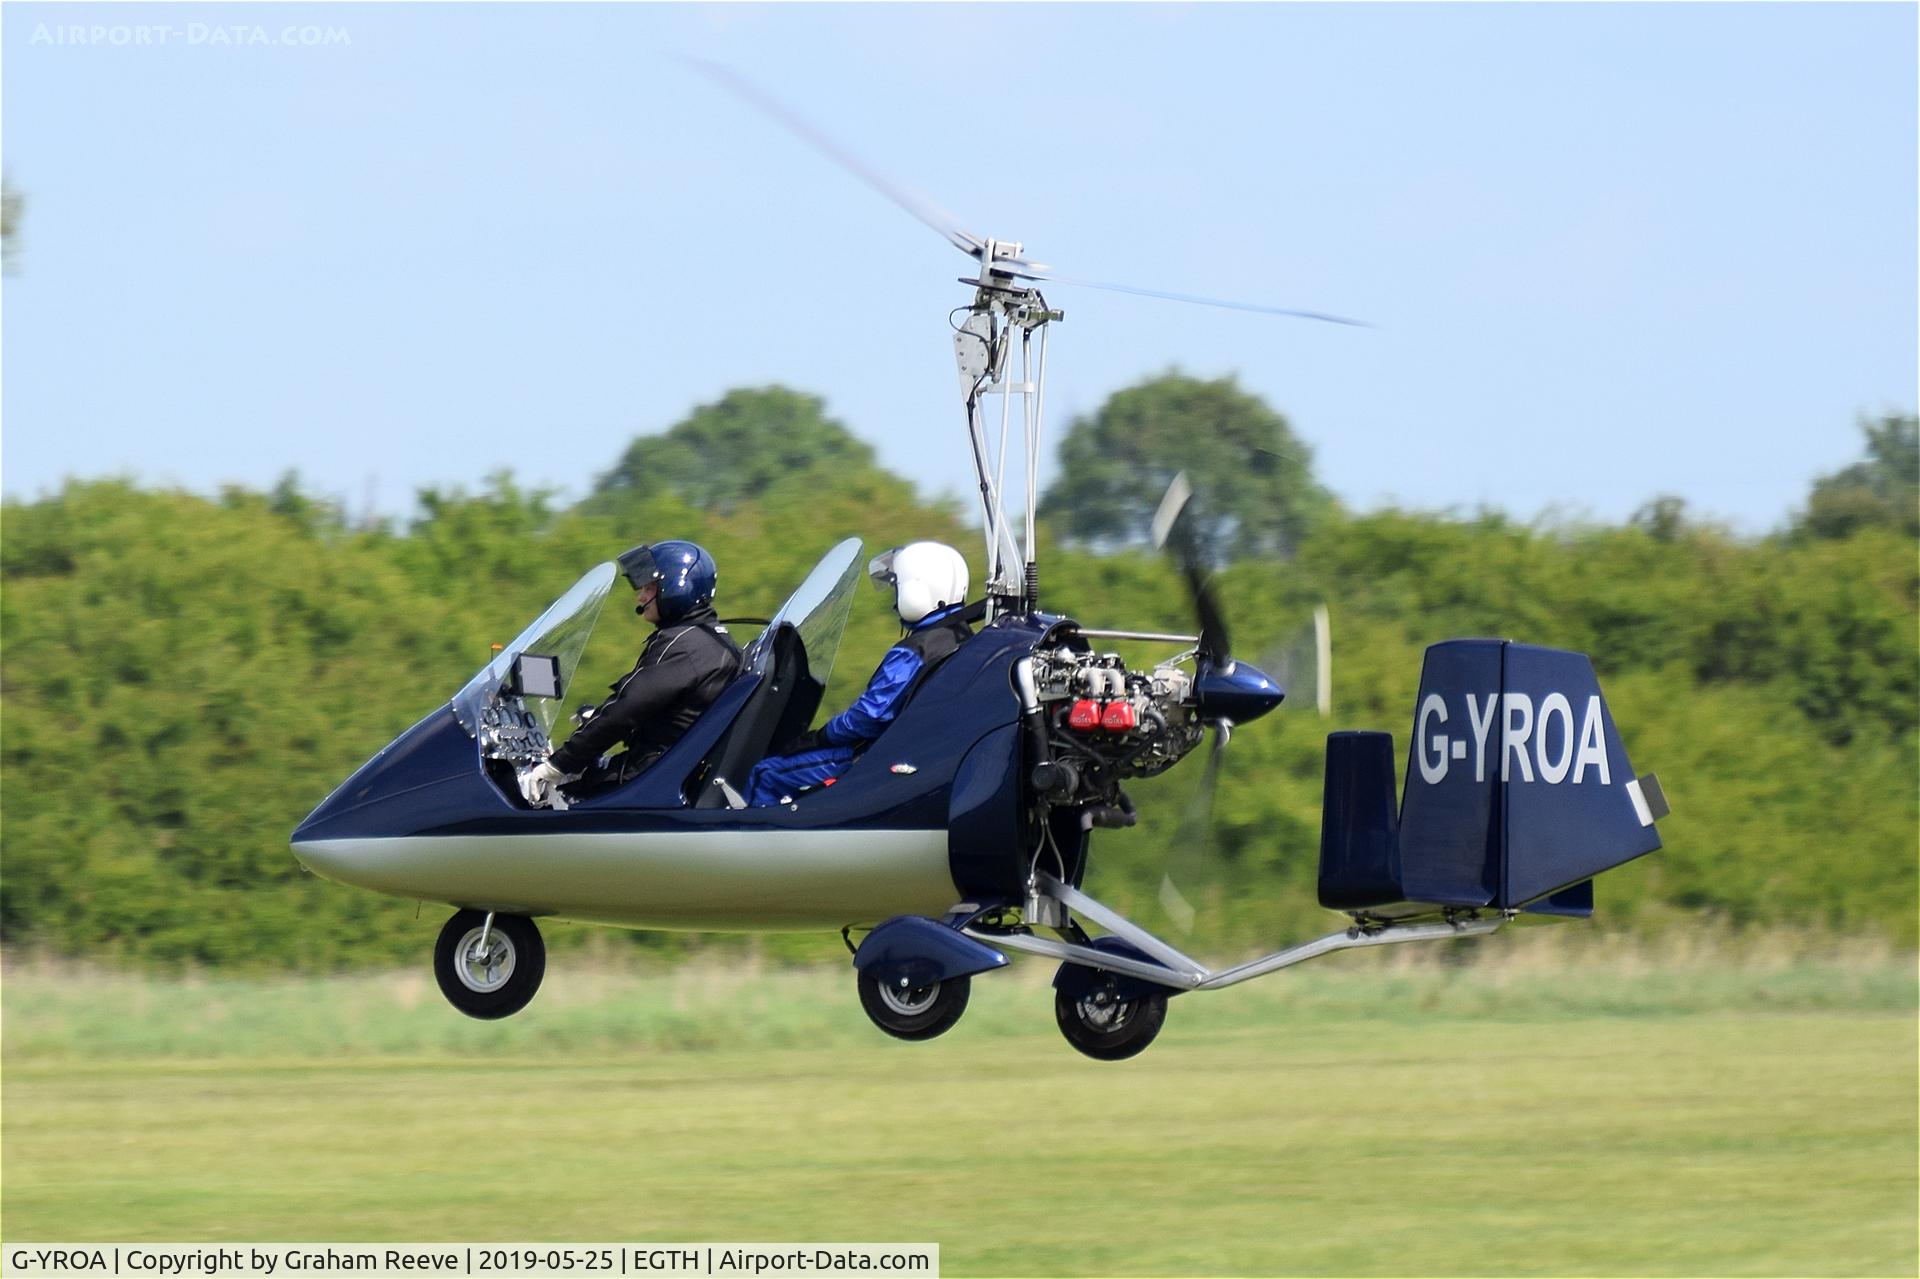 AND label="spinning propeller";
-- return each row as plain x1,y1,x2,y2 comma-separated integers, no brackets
681,58,1368,327
1151,471,1331,937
